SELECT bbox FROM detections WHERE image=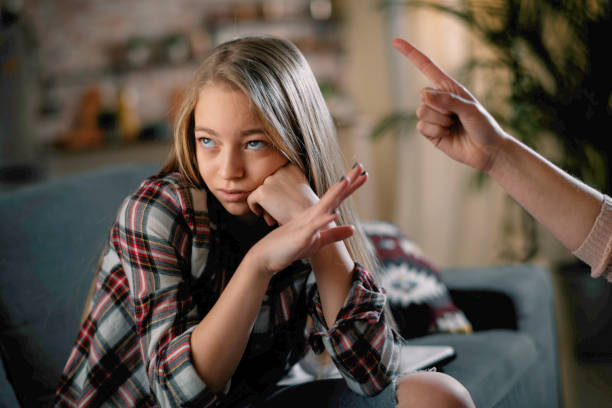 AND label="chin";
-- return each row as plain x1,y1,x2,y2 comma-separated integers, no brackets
222,203,252,218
